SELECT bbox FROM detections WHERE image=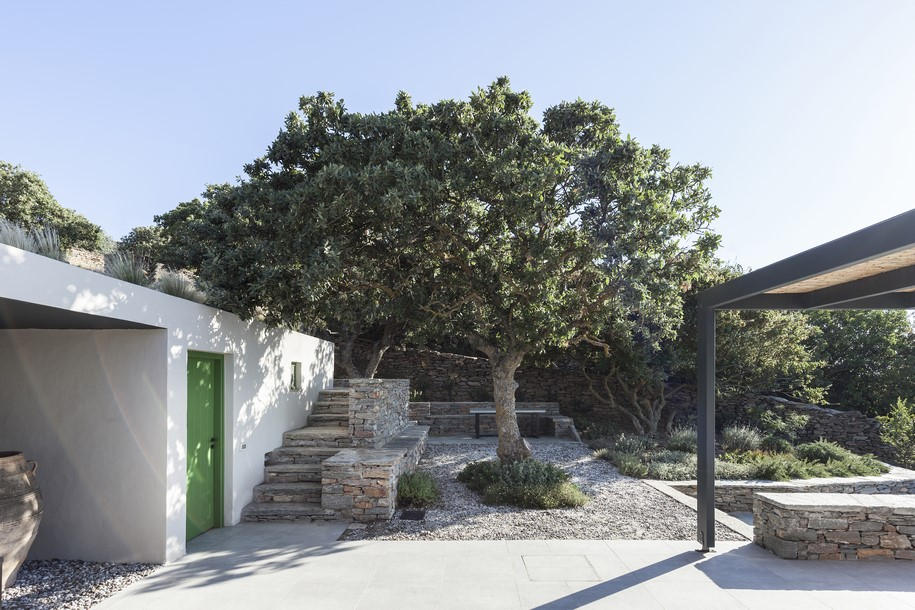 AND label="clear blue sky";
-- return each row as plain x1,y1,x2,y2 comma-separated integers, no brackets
3,0,914,269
